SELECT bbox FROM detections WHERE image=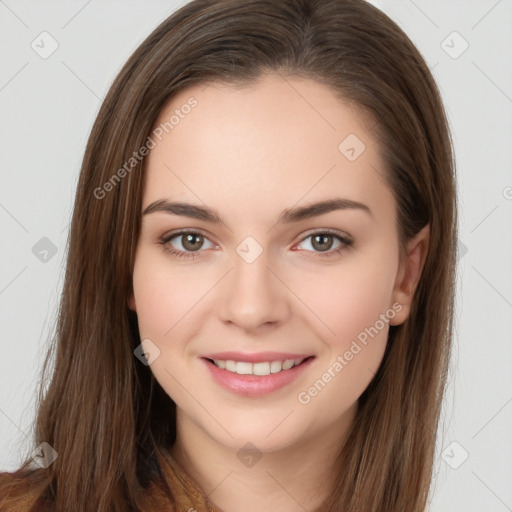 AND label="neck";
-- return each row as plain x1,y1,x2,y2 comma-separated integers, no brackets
171,404,356,512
